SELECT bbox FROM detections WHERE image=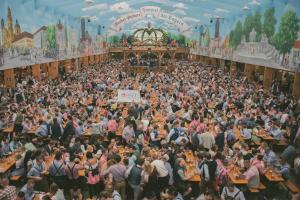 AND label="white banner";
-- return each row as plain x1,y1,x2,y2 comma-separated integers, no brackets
109,6,191,36
117,90,141,103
